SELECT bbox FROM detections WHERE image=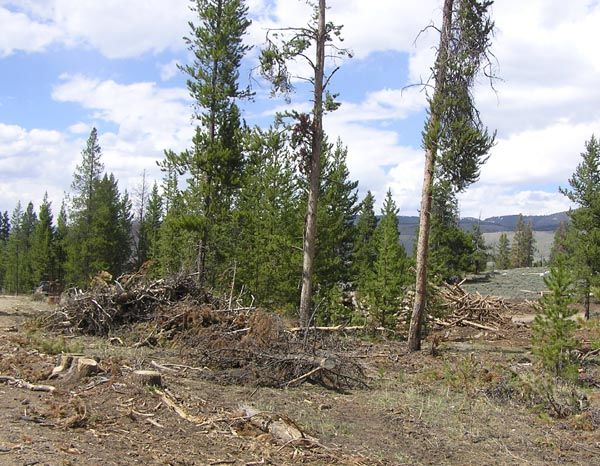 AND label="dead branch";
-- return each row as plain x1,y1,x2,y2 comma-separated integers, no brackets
0,375,55,393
